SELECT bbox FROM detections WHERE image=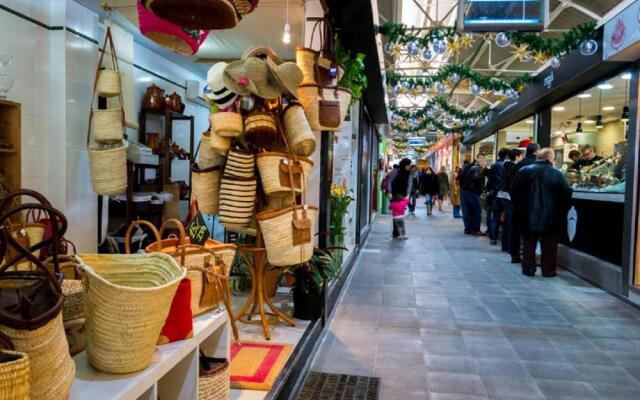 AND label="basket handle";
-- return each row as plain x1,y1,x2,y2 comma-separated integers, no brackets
124,220,162,254
0,331,14,351
172,243,229,277
158,218,187,265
